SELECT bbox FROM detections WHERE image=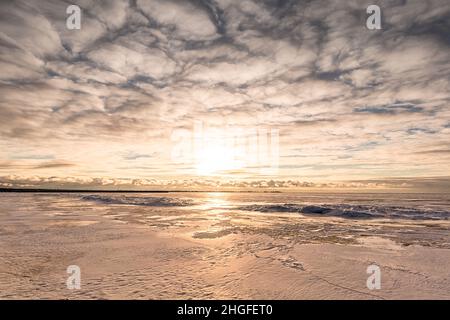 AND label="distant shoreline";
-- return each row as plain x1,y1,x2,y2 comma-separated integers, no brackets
0,188,448,194
0,188,281,193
